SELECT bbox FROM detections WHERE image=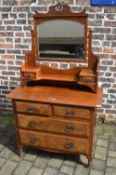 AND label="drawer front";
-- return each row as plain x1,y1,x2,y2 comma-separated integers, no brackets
80,76,96,83
17,114,90,137
53,105,90,119
22,72,35,79
19,129,89,154
15,101,50,116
